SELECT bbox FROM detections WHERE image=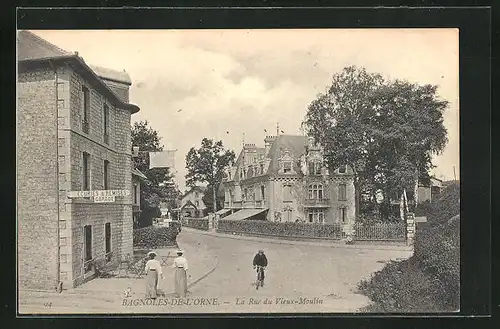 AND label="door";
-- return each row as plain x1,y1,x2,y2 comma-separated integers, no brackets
83,225,93,276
